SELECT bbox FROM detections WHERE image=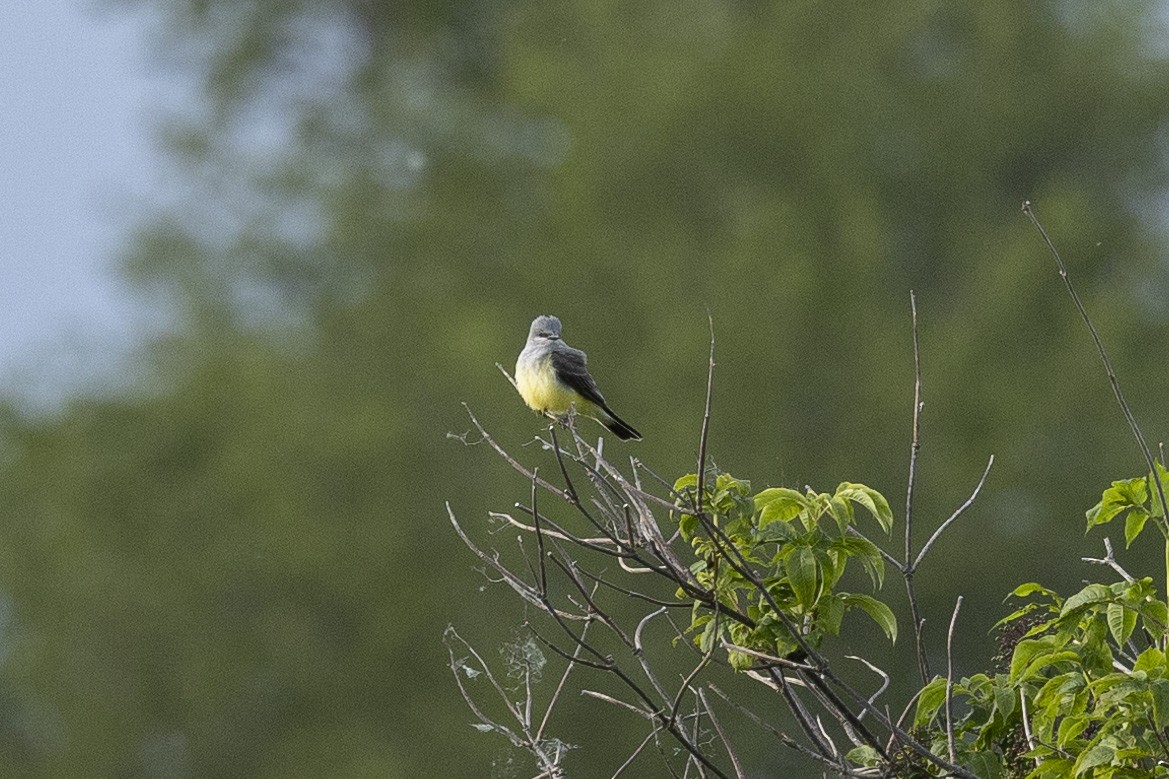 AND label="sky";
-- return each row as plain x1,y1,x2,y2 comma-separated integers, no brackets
0,1,167,408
